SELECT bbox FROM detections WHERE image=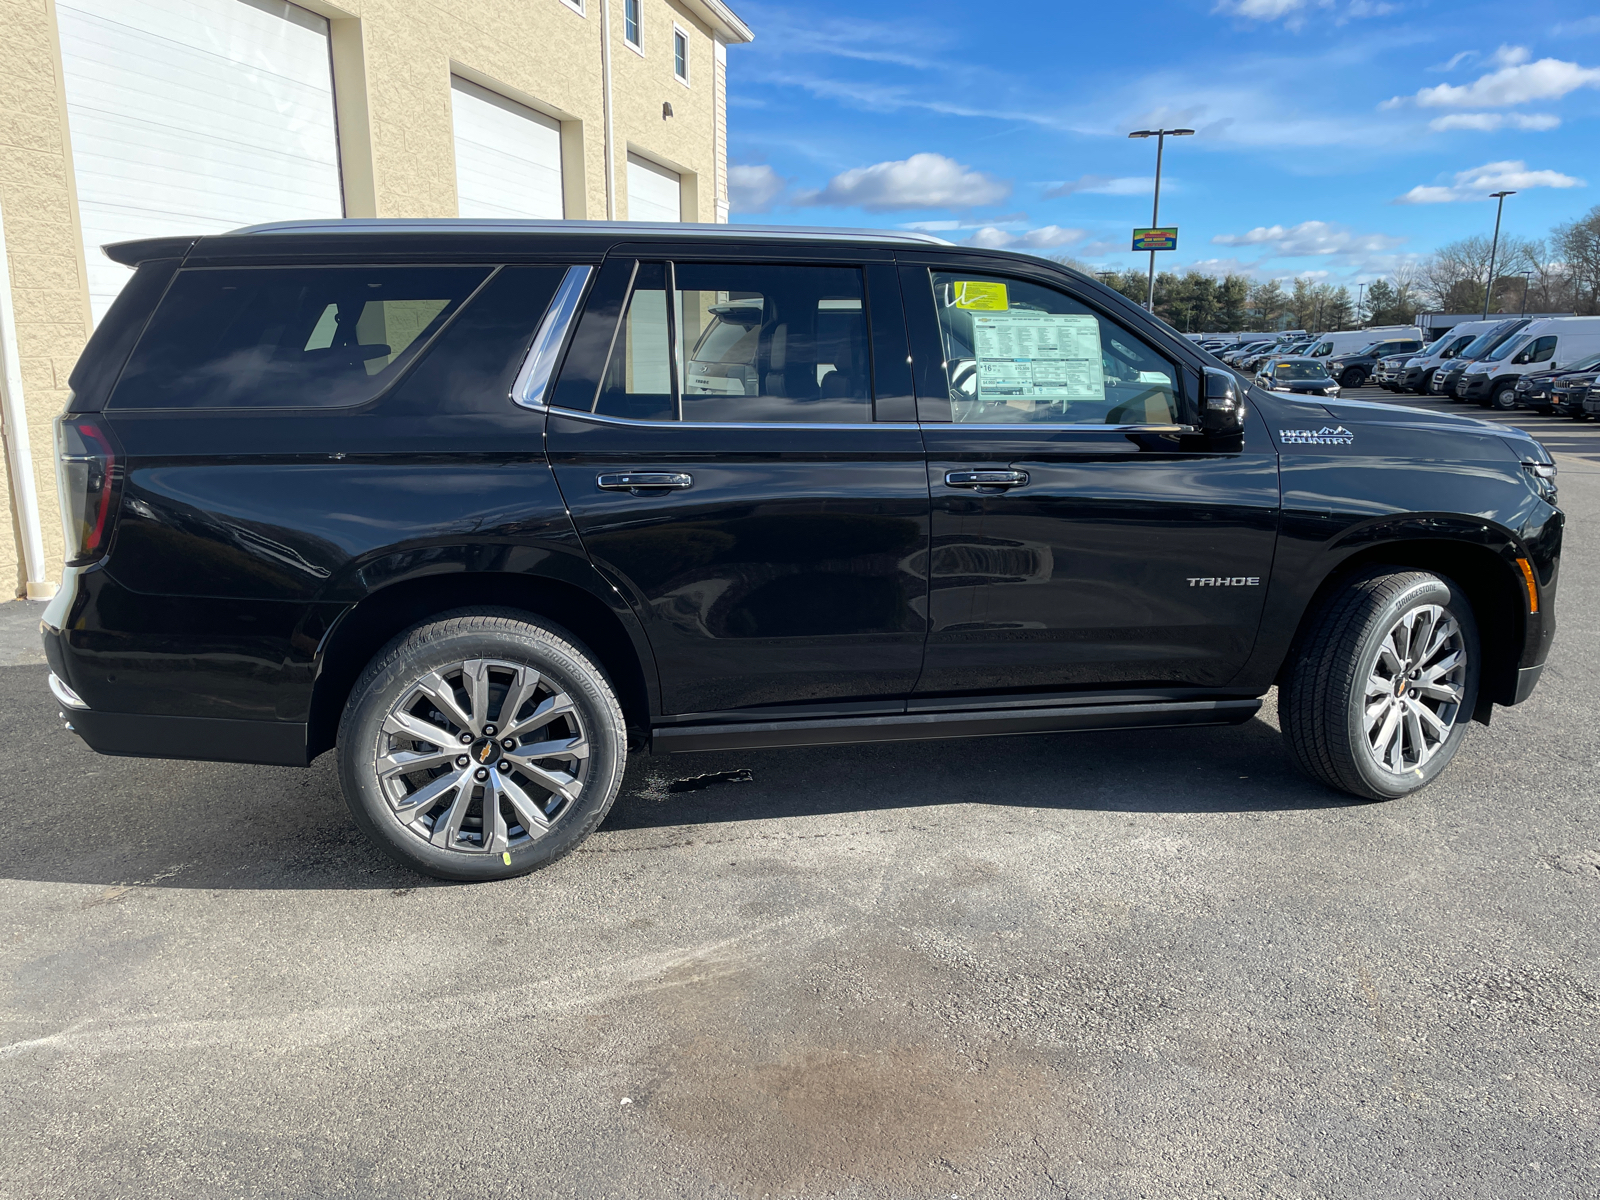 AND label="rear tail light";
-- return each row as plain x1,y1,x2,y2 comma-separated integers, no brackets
53,413,120,566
